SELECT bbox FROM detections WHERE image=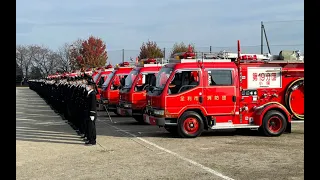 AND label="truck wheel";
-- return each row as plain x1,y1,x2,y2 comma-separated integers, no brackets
164,126,178,135
177,111,204,138
113,110,120,116
133,115,145,124
260,110,287,137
